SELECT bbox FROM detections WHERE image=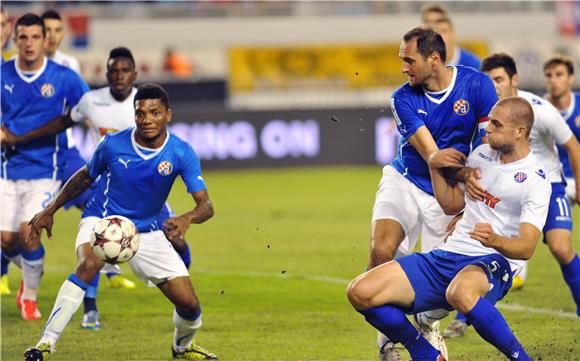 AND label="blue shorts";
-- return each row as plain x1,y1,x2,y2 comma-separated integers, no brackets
397,250,513,314
61,147,91,210
543,182,573,234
